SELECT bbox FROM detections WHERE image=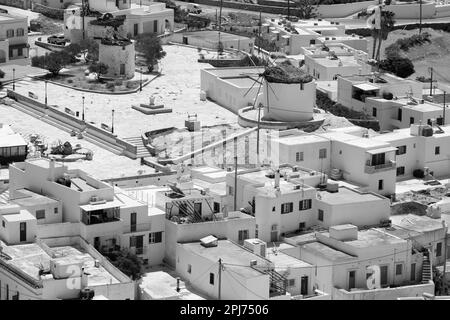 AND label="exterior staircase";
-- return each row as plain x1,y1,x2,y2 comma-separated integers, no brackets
253,266,287,296
422,251,432,284
122,136,152,158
